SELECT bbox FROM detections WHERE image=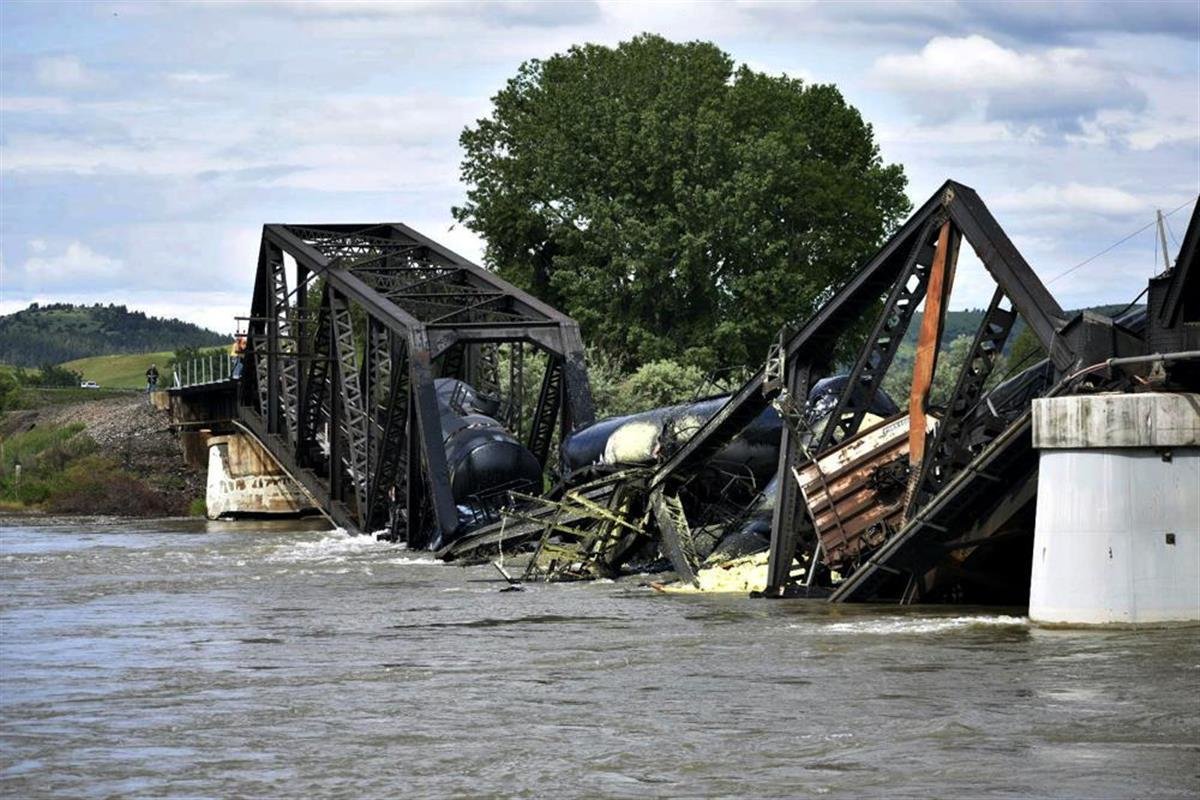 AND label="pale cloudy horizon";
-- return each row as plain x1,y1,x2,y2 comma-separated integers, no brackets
1,0,1197,334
